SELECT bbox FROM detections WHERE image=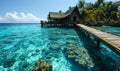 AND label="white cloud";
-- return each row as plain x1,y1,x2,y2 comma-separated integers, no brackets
0,16,4,21
0,12,40,23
